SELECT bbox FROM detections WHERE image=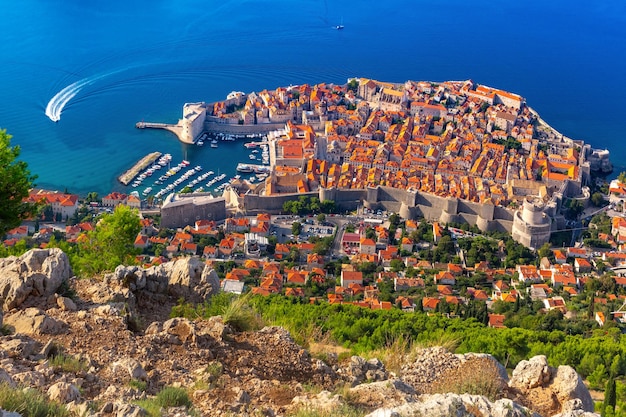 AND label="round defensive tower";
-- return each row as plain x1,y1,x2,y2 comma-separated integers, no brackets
511,197,552,249
521,198,545,225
